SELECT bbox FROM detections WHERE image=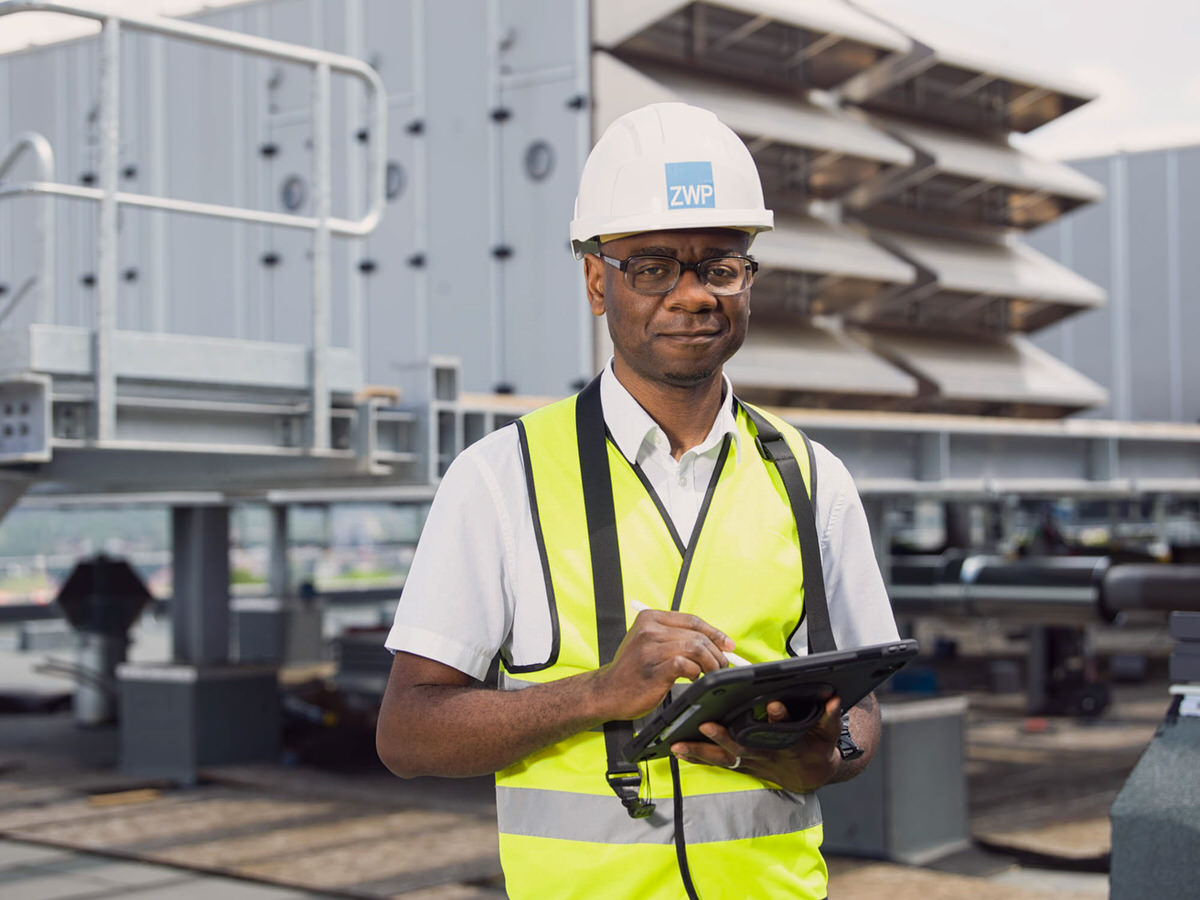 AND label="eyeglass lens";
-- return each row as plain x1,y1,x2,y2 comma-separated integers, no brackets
626,256,752,294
